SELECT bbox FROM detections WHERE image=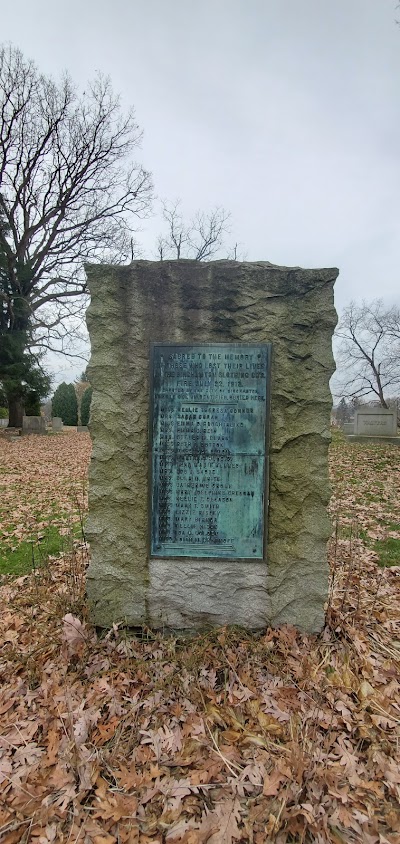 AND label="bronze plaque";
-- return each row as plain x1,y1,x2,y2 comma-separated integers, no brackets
150,343,271,559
